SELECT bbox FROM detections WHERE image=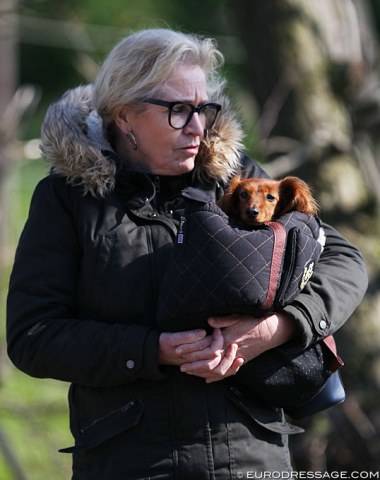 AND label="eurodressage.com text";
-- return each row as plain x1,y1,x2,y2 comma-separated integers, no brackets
237,471,380,479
